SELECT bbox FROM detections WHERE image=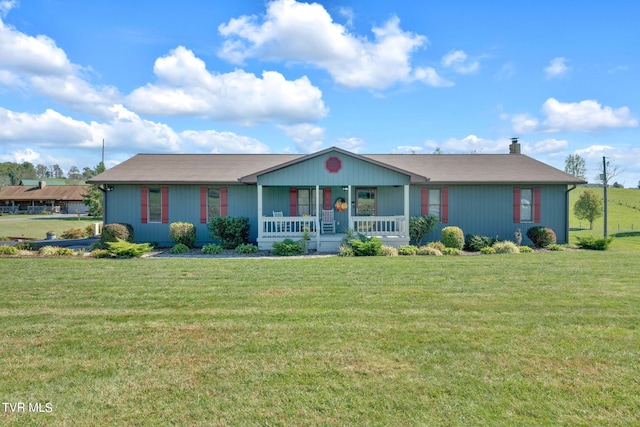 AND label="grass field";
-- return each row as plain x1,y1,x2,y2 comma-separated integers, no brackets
0,214,101,240
1,253,639,426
